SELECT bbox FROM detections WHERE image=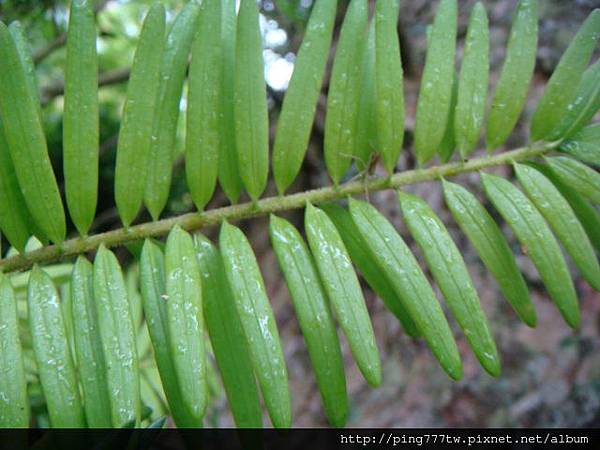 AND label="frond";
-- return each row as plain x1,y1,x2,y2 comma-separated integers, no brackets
0,0,598,428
